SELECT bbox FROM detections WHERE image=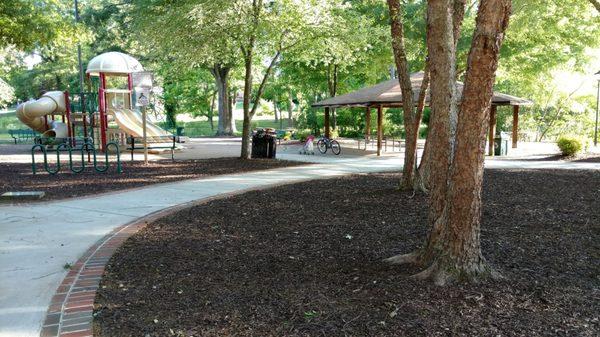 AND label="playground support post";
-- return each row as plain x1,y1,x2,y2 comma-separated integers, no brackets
142,105,148,164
